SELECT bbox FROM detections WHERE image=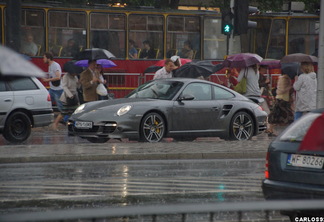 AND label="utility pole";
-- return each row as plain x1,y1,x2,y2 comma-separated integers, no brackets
317,0,324,108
